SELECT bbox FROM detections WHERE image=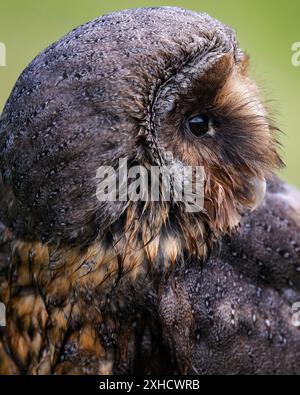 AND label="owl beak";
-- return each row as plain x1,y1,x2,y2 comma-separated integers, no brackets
249,177,267,210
